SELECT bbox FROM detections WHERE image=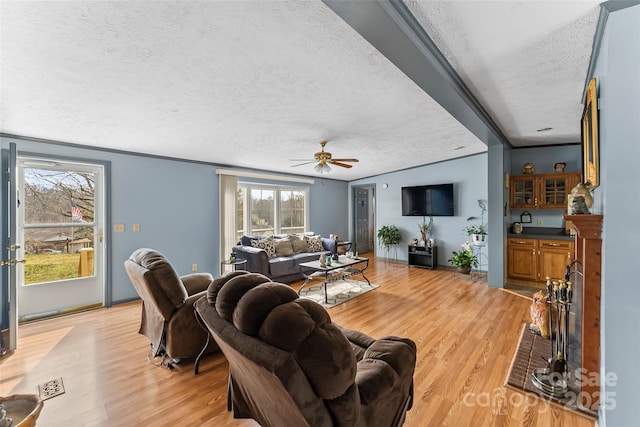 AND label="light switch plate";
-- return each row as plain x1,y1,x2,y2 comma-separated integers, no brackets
114,224,125,233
